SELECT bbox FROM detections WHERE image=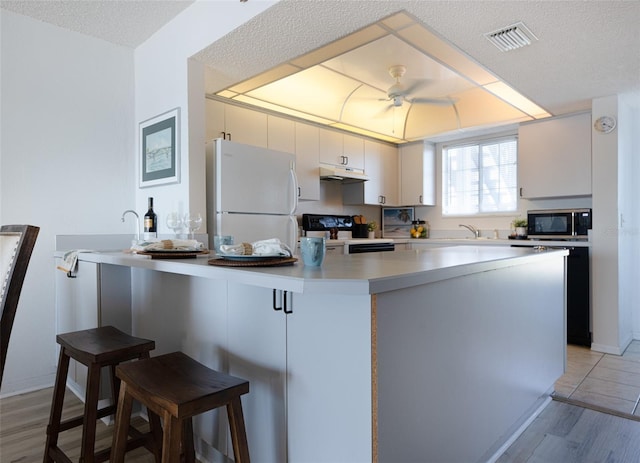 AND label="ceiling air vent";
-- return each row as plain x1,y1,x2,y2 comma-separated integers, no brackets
484,22,538,52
